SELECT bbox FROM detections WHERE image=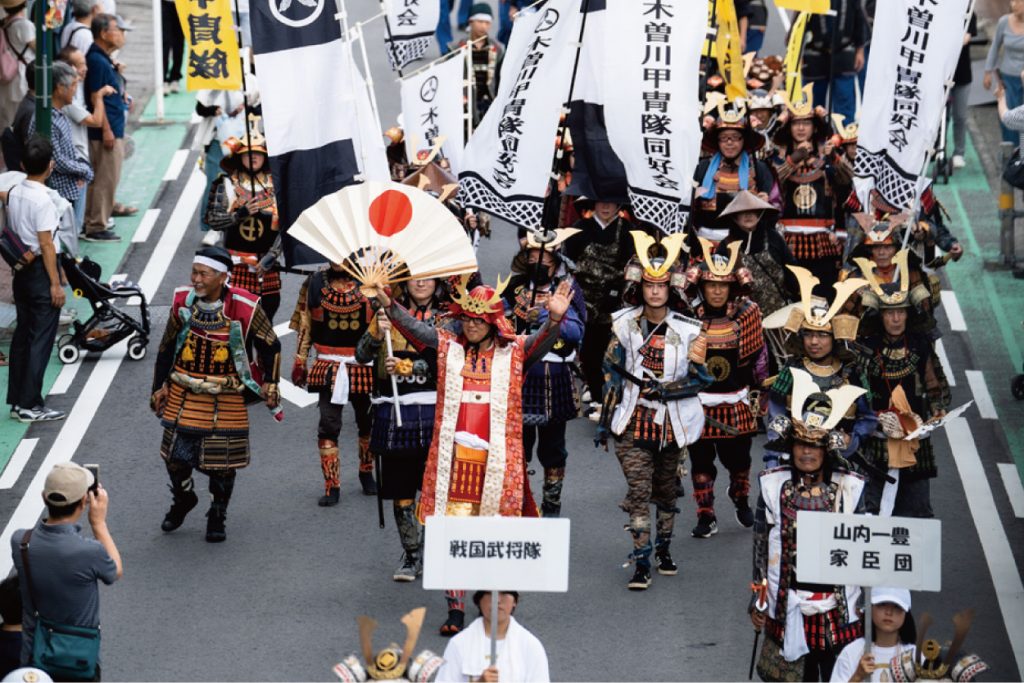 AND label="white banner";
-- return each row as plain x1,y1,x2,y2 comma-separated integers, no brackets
600,0,705,233
400,49,467,175
383,0,440,71
422,516,571,592
796,512,942,591
853,0,971,211
458,0,583,229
